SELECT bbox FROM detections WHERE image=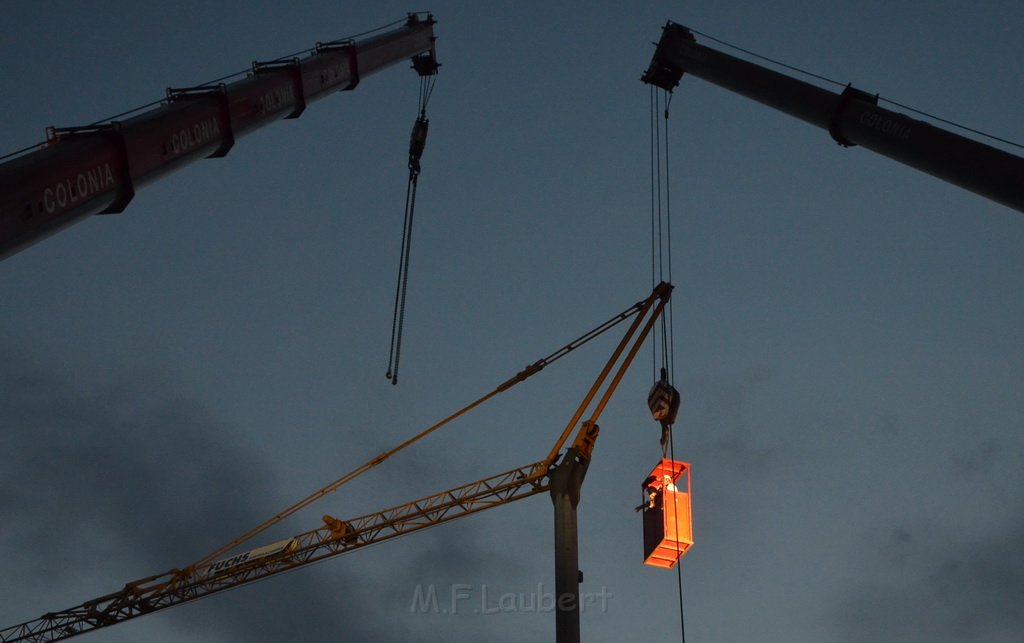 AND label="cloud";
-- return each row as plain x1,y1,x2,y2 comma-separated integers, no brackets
685,367,778,474
835,519,1024,641
0,349,541,642
0,351,273,570
0,350,399,642
951,438,1001,475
